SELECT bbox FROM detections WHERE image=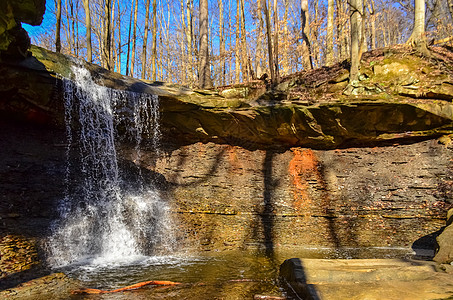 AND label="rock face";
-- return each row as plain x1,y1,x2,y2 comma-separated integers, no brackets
1,46,453,150
0,0,45,59
139,139,452,253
